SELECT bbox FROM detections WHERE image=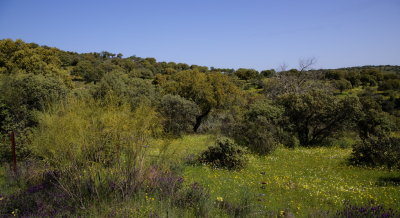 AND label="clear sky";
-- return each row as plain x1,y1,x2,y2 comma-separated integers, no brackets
0,0,399,70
